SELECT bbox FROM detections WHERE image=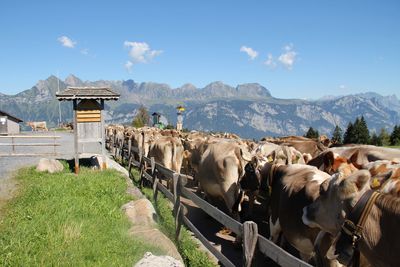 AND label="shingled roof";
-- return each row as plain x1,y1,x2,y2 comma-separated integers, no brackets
56,87,120,100
0,110,23,122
